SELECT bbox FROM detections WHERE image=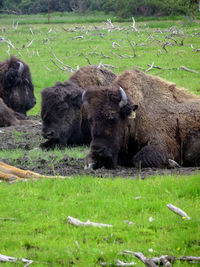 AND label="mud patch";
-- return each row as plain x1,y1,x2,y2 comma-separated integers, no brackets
0,118,200,179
